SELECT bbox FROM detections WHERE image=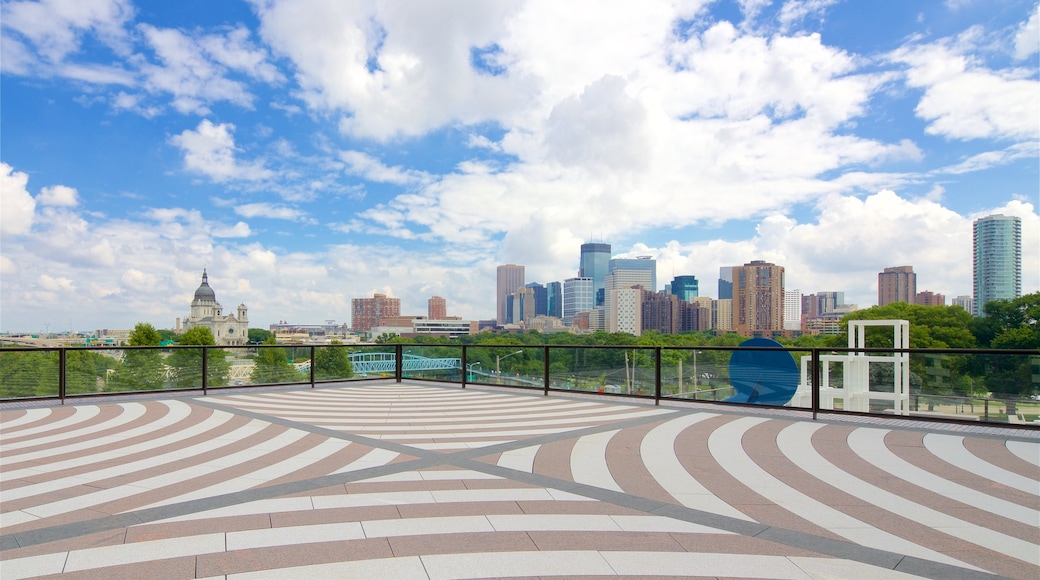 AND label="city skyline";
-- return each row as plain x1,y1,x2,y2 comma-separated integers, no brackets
1,1,1038,333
